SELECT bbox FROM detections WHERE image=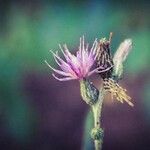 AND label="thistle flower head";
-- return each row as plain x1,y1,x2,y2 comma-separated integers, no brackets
45,36,109,81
